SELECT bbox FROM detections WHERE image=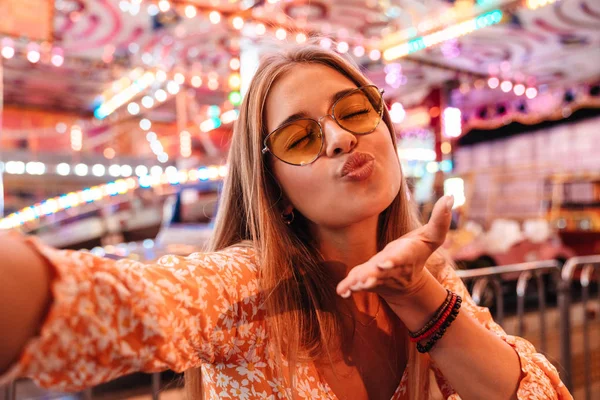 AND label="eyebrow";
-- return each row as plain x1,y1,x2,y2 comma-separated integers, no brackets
272,87,358,132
